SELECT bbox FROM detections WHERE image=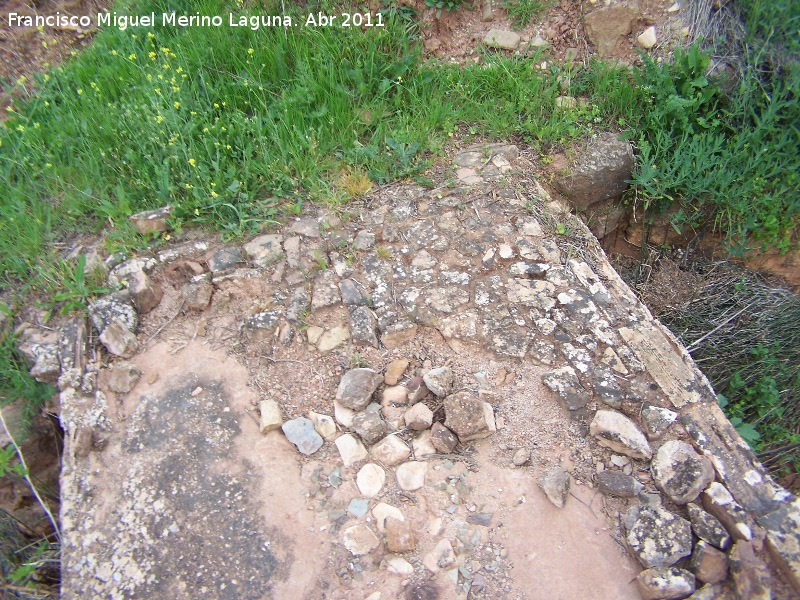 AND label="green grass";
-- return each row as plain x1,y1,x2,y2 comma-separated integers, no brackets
500,0,555,29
